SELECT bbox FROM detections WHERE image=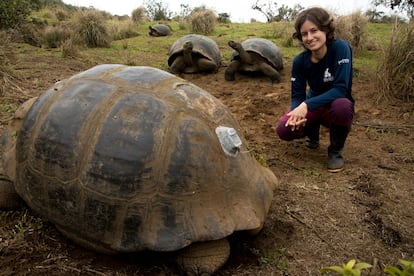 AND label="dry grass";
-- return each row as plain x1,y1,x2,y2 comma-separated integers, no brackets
189,9,216,35
41,24,72,48
131,6,146,24
60,38,79,58
0,32,25,102
73,10,111,48
335,11,369,53
377,21,414,103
